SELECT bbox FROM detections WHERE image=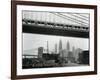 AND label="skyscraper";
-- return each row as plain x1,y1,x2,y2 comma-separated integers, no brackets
72,46,75,58
67,41,70,51
67,41,74,62
59,39,63,57
38,47,43,58
47,41,49,54
59,39,62,53
55,43,57,53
